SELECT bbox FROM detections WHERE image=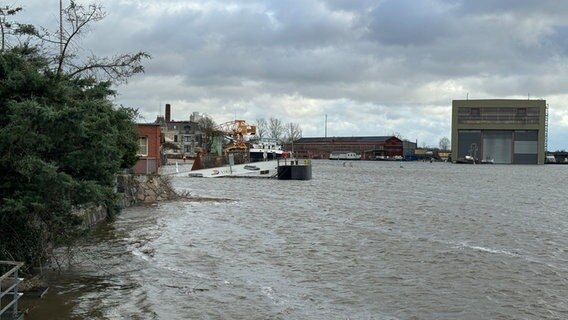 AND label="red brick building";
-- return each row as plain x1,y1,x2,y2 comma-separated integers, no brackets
133,124,161,174
289,136,411,160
